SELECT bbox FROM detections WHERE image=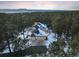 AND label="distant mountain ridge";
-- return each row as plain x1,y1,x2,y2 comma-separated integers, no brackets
0,9,65,13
